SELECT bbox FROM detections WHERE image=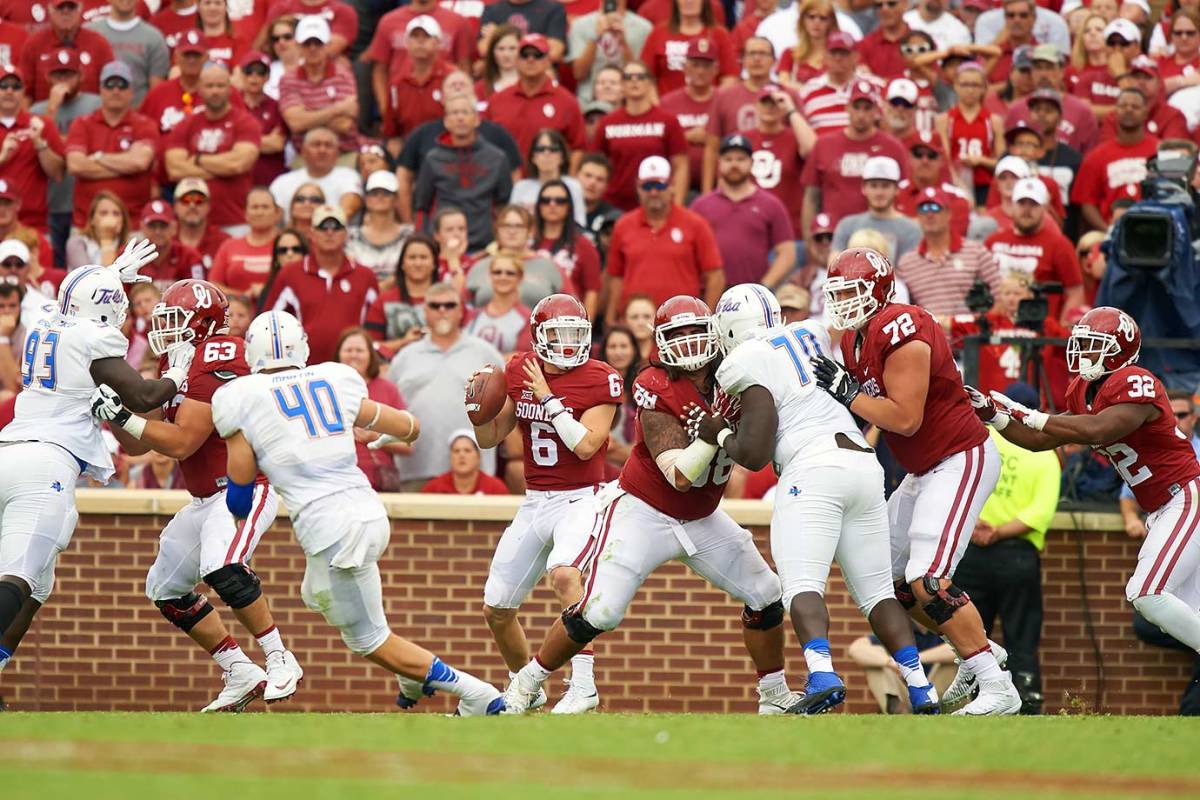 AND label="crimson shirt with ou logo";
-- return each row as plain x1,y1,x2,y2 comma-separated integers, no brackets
744,127,805,231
